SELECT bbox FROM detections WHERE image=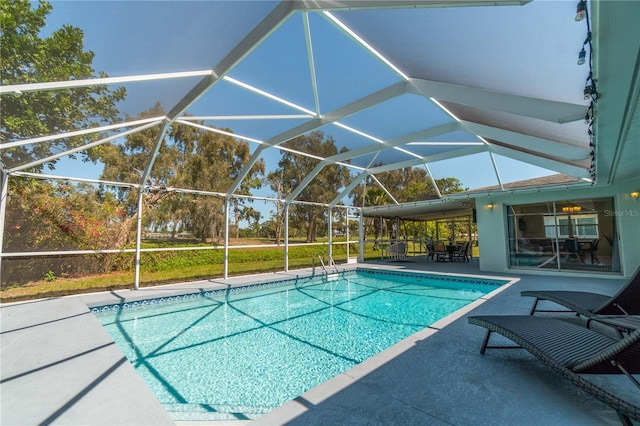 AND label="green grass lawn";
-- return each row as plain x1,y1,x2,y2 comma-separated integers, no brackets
0,243,376,302
0,243,478,303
